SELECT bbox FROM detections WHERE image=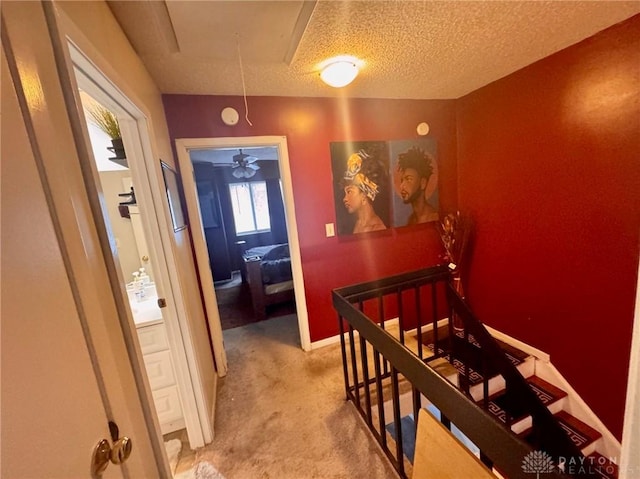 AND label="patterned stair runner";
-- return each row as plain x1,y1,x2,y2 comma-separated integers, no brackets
415,325,617,477
422,326,528,385
481,375,567,425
